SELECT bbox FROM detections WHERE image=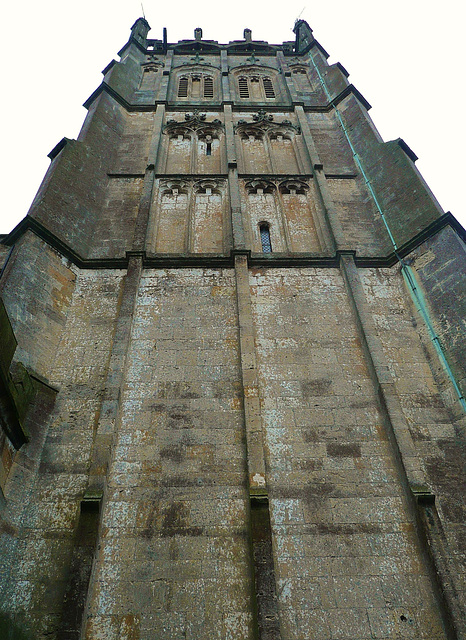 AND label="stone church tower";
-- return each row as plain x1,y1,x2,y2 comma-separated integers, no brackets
0,18,464,640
